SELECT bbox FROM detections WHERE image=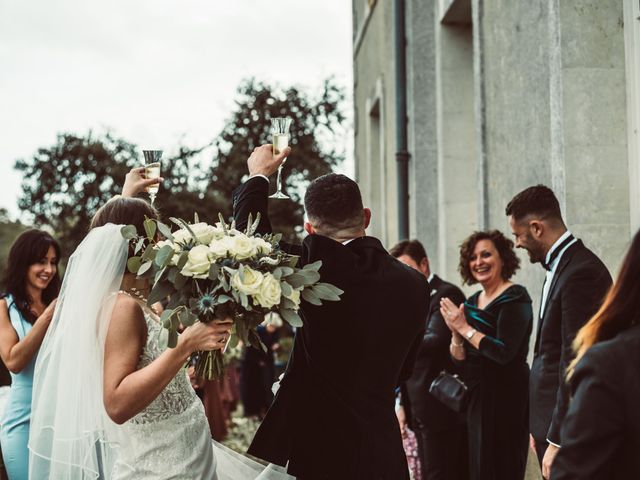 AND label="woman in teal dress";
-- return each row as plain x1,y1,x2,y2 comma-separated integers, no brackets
0,230,60,480
440,230,532,480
